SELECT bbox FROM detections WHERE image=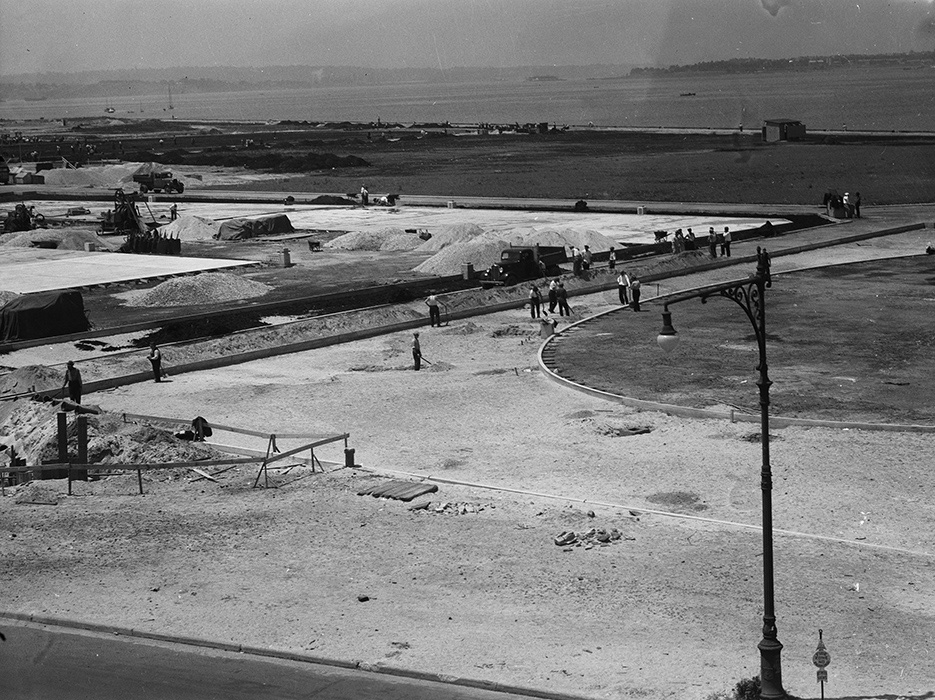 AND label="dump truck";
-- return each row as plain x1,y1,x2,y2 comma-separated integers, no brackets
479,244,568,288
133,171,184,194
